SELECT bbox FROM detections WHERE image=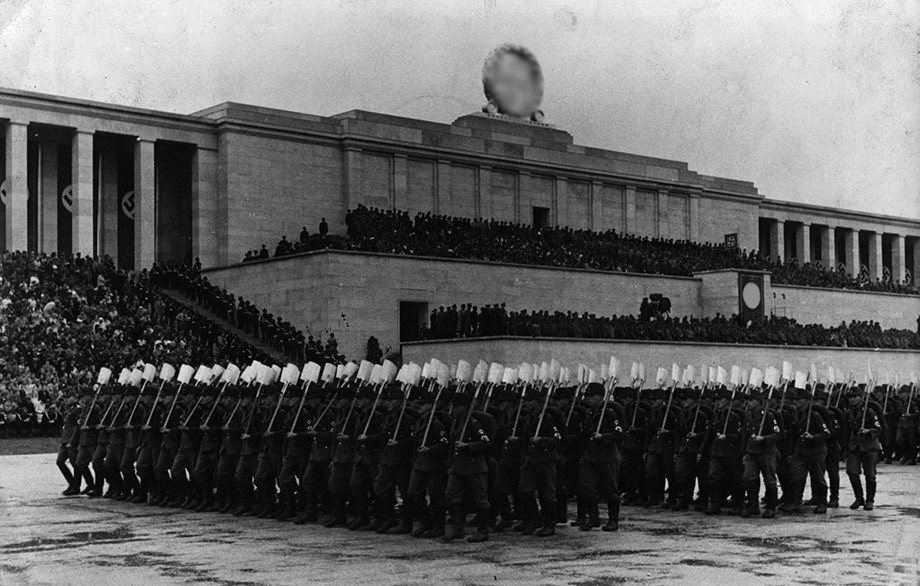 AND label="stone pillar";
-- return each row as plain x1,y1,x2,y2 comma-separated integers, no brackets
843,228,859,277
40,140,58,253
134,138,156,270
477,165,491,219
688,192,700,241
343,147,362,211
554,176,567,227
71,130,95,256
891,234,906,283
98,150,118,260
590,181,603,231
911,238,920,286
4,121,28,251
435,159,450,215
769,219,785,262
821,226,836,270
517,170,529,224
624,186,636,235
192,147,219,268
656,189,668,238
391,153,407,210
867,231,882,281
795,223,810,263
